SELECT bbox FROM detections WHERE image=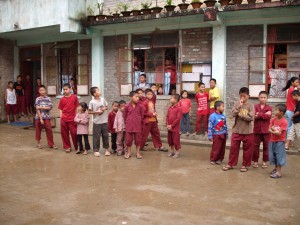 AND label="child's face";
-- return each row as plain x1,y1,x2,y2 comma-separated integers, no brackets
170,96,177,105
112,103,119,112
275,107,284,117
171,89,176,95
158,87,163,94
8,83,13,89
77,105,83,113
37,79,41,85
93,88,101,97
70,80,75,85
17,77,22,82
292,94,299,101
292,79,299,87
26,75,30,80
199,85,205,92
151,85,157,92
258,93,268,104
217,103,225,113
120,103,126,111
137,90,143,99
63,86,71,95
139,76,146,83
182,92,188,98
131,94,139,103
210,80,216,89
239,93,249,103
39,87,46,96
146,91,153,100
